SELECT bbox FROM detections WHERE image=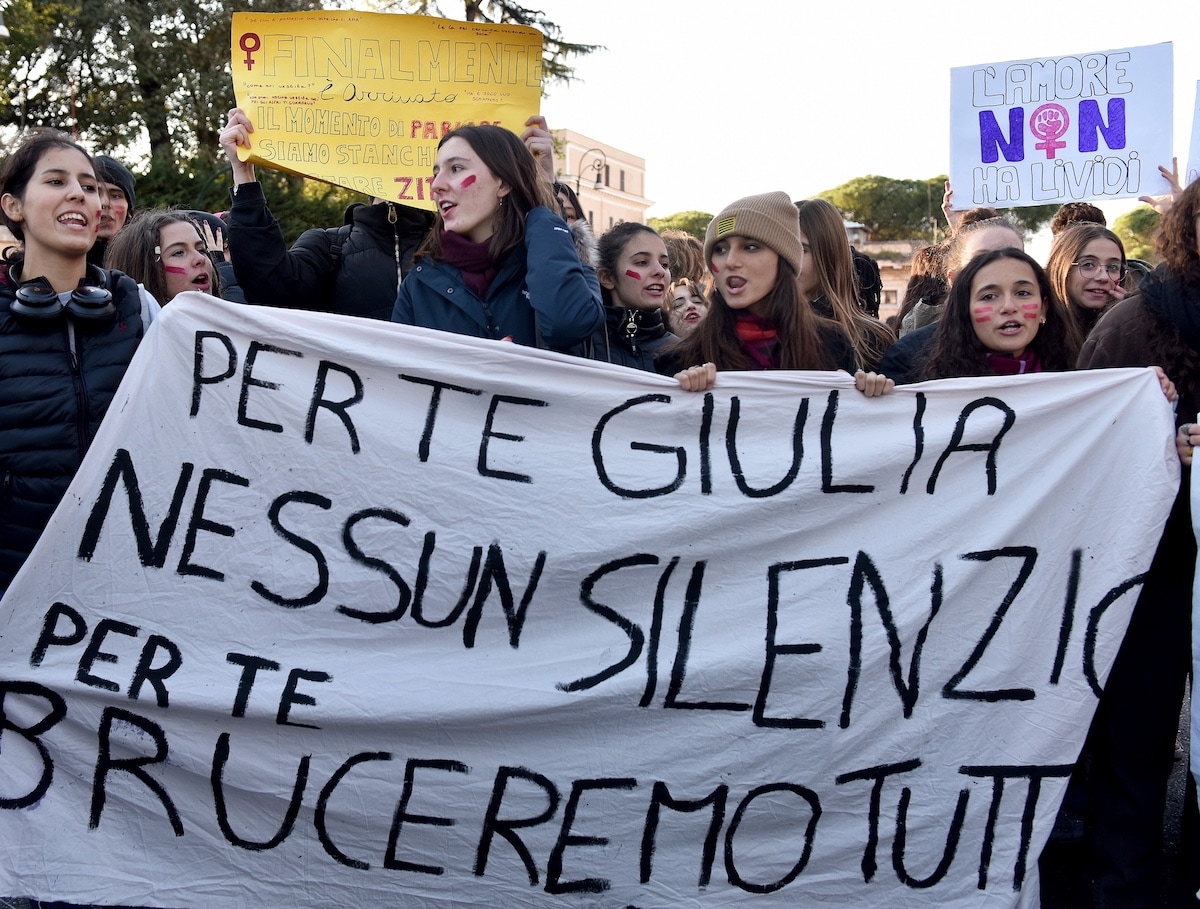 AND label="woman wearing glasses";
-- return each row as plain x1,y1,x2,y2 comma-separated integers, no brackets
1046,222,1127,339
